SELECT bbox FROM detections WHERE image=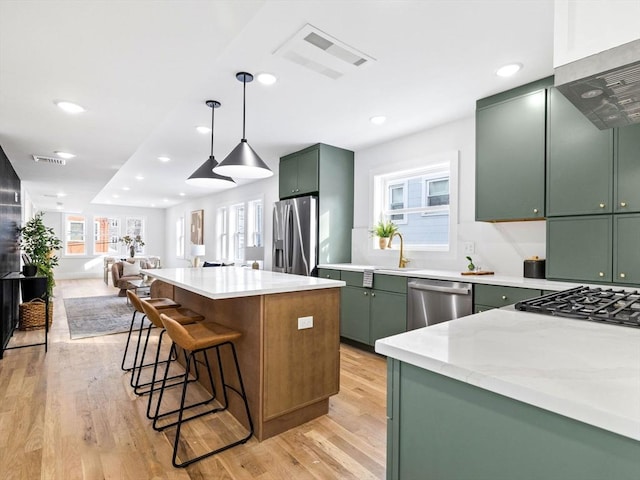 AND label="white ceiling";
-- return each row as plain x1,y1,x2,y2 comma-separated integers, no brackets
0,0,555,212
